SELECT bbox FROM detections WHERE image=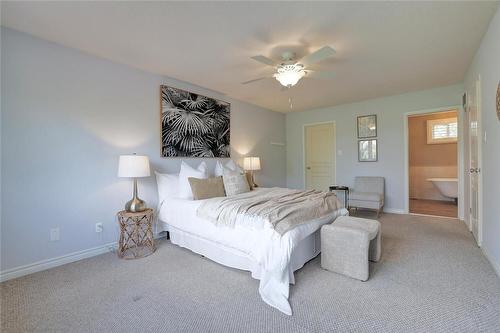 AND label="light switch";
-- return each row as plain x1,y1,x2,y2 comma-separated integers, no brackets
50,227,60,241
